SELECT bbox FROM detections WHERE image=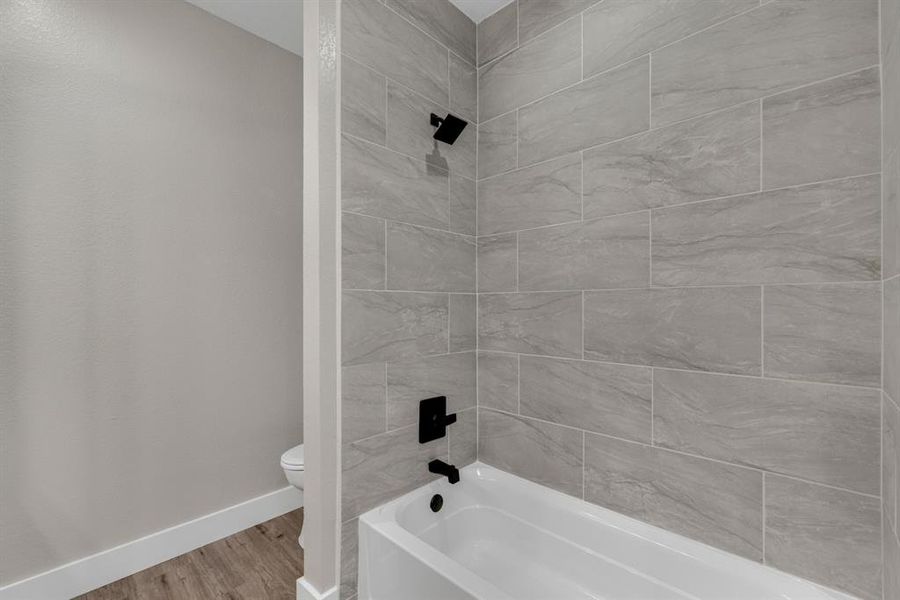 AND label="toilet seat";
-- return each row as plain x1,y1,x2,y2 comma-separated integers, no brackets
280,444,304,471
